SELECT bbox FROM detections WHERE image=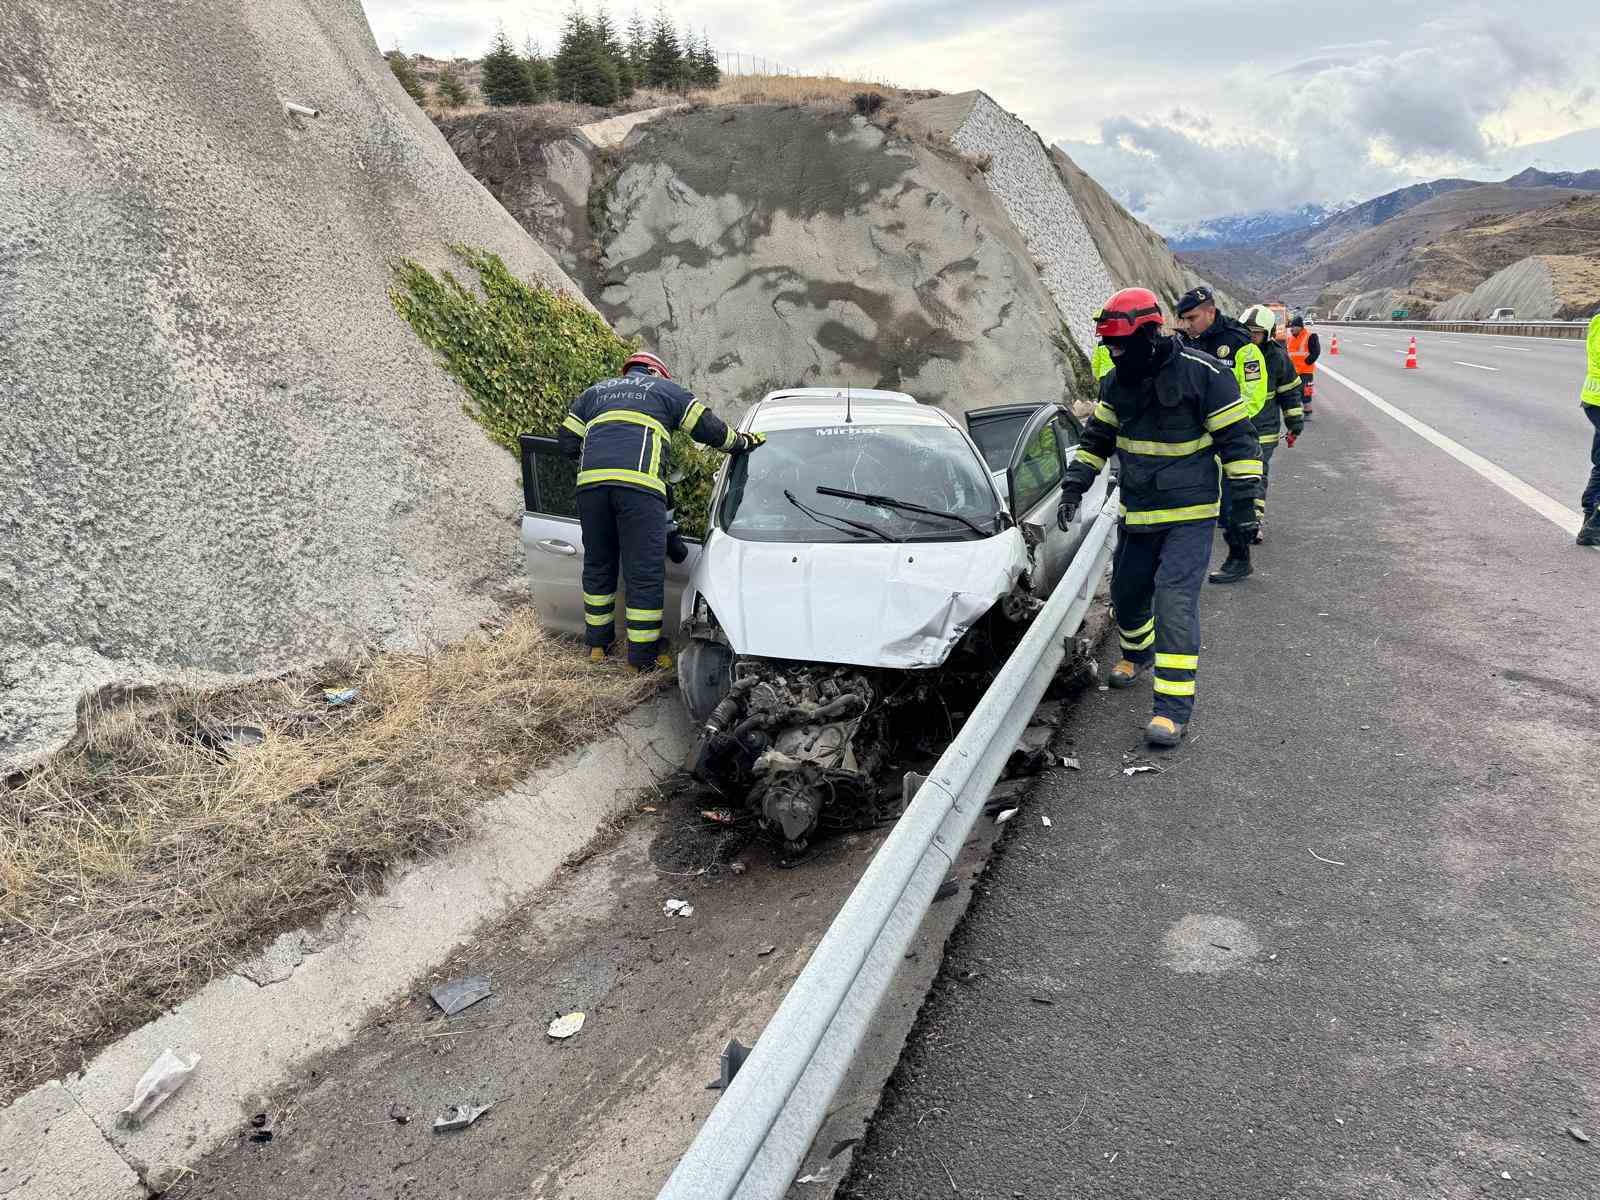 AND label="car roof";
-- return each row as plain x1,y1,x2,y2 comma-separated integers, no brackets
748,388,958,433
